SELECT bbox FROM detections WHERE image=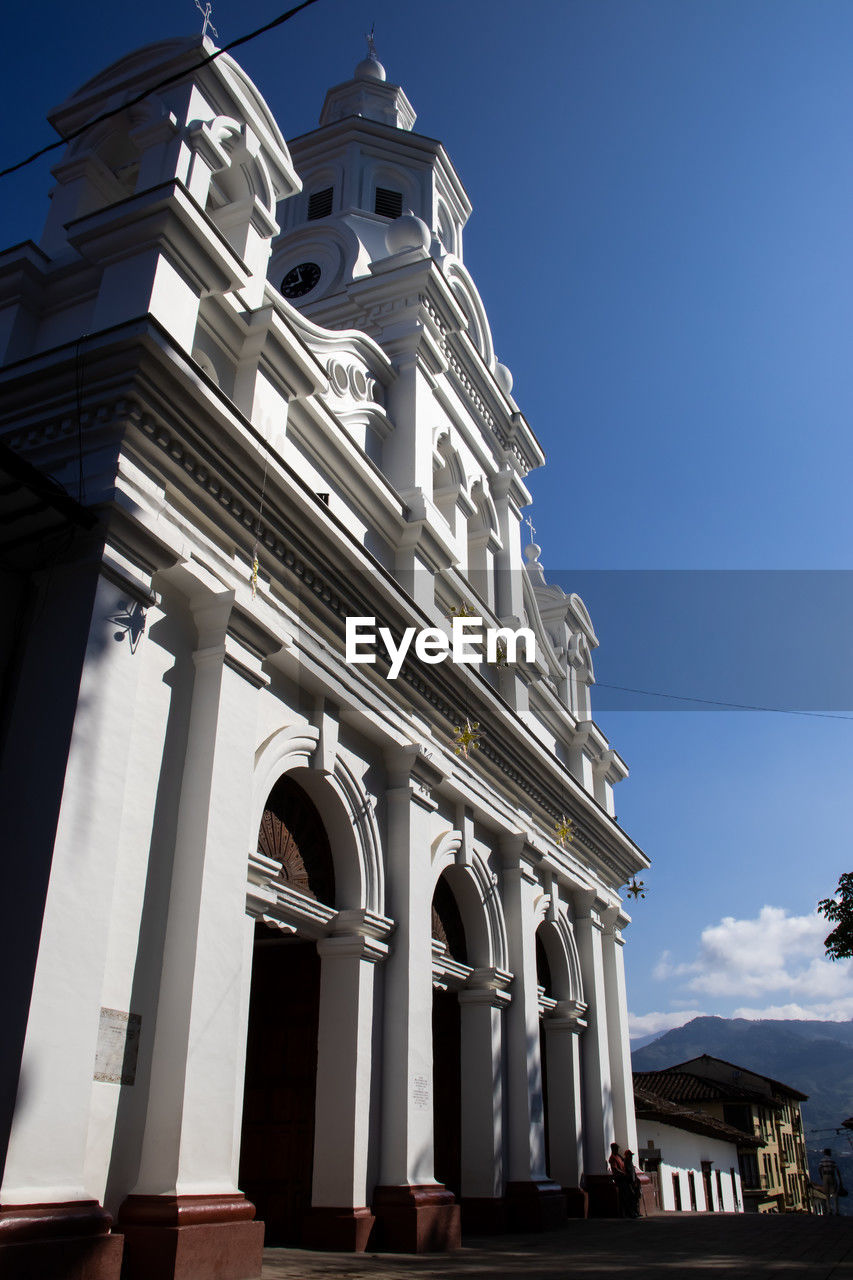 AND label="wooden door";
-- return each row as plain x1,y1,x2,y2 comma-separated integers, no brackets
239,937,320,1245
